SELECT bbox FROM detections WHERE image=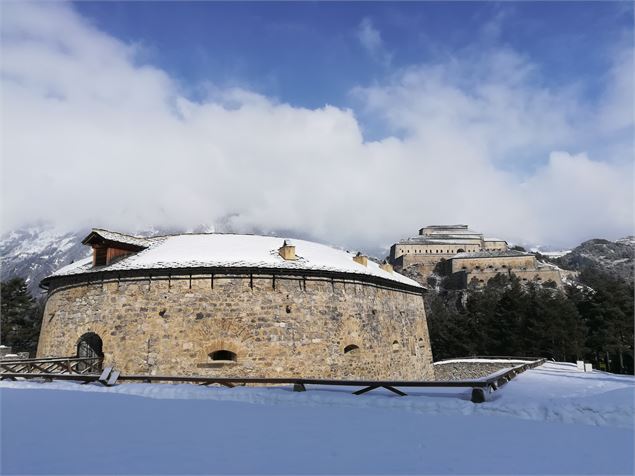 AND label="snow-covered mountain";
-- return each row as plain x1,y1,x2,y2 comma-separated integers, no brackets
0,226,91,295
